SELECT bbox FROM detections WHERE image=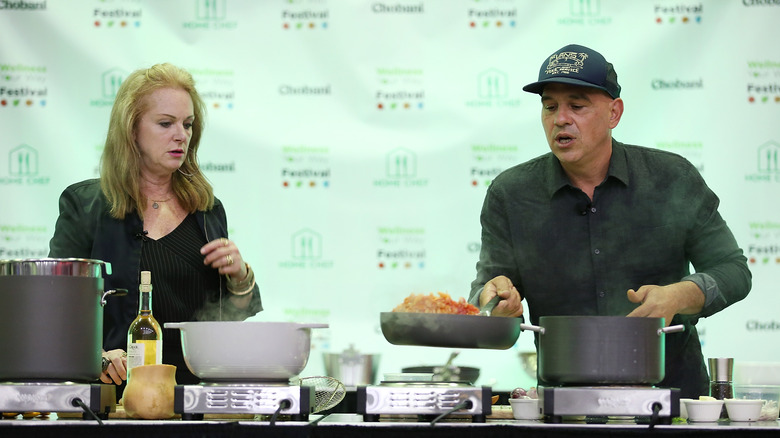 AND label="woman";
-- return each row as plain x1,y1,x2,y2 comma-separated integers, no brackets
48,63,262,394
